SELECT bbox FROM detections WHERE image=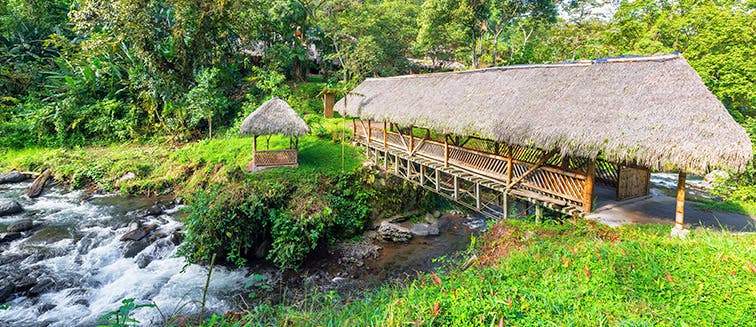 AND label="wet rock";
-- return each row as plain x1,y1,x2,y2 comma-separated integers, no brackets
40,303,57,313
74,299,89,306
169,230,183,245
13,277,36,294
0,200,23,217
29,277,55,295
120,224,156,242
122,239,149,258
0,282,14,302
0,171,27,184
7,219,33,232
118,172,136,185
24,227,73,244
26,167,52,198
135,253,154,269
0,232,22,243
377,221,412,242
148,232,168,243
142,205,163,217
0,254,24,265
411,223,440,237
